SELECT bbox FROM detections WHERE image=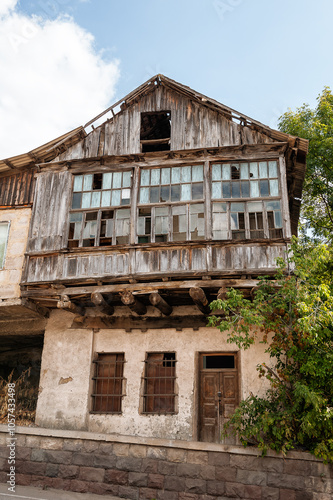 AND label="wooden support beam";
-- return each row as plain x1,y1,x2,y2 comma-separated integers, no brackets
149,293,172,316
189,287,211,315
120,291,147,316
91,292,114,316
57,295,85,316
217,287,228,301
